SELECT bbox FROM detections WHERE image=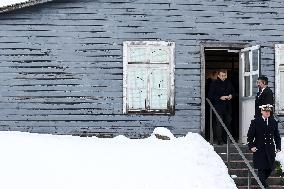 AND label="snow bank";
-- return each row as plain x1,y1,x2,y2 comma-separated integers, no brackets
0,128,237,189
0,0,29,7
152,127,175,140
